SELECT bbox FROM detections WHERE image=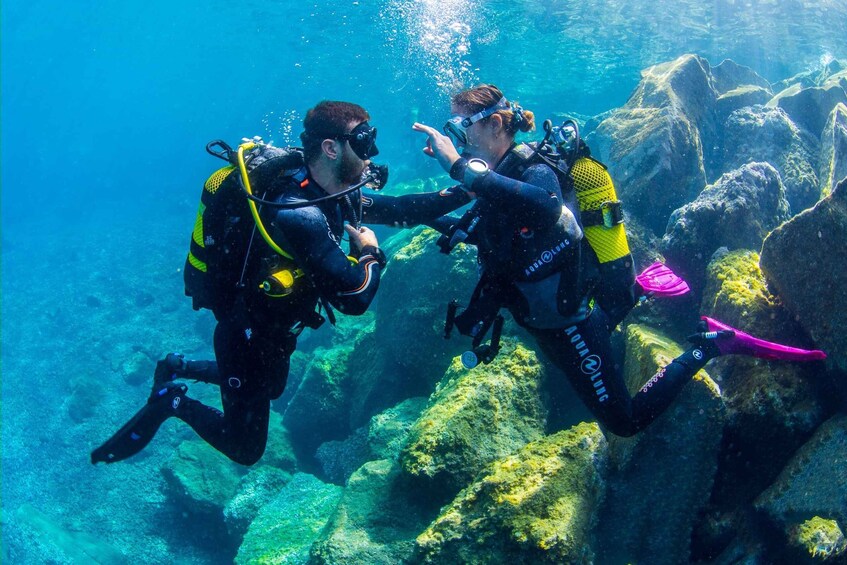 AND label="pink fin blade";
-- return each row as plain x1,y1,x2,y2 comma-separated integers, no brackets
701,316,827,361
636,262,691,297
